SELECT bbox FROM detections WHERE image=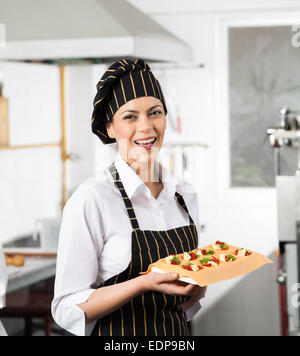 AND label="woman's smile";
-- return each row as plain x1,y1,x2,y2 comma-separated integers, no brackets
134,137,157,150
